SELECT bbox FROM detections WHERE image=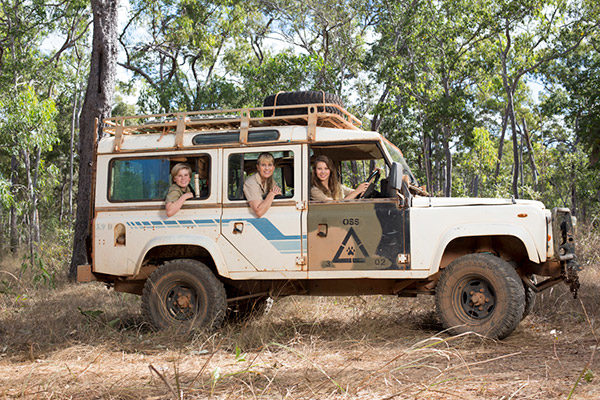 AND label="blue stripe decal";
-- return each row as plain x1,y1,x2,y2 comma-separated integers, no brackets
125,218,302,255
222,218,301,240
193,219,215,225
271,240,301,251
